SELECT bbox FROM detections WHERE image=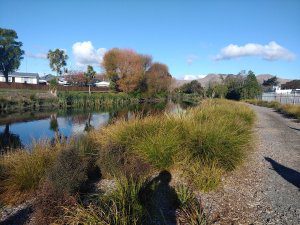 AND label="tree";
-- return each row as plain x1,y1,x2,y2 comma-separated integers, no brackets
47,49,68,76
0,28,24,83
281,80,300,89
146,63,172,96
102,48,145,93
84,65,96,95
49,78,58,96
224,75,244,100
0,124,23,151
102,48,121,91
180,80,204,96
115,50,144,93
65,71,86,86
206,83,228,98
263,76,279,87
240,70,262,99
